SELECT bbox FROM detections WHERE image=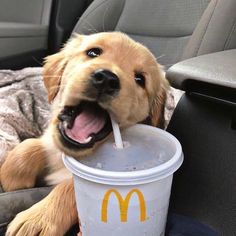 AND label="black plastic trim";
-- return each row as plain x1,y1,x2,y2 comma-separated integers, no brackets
167,94,236,235
48,0,94,54
185,80,236,104
0,50,47,70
